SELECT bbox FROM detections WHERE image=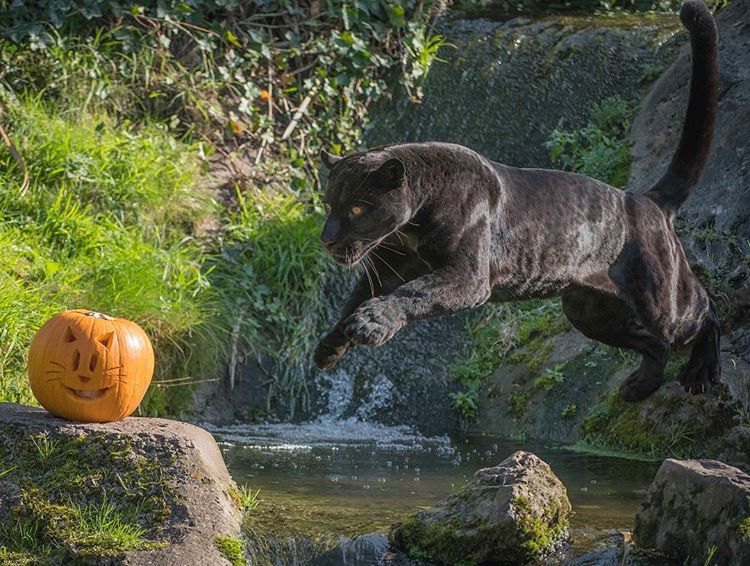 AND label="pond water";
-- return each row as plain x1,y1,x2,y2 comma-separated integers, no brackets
209,418,659,551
